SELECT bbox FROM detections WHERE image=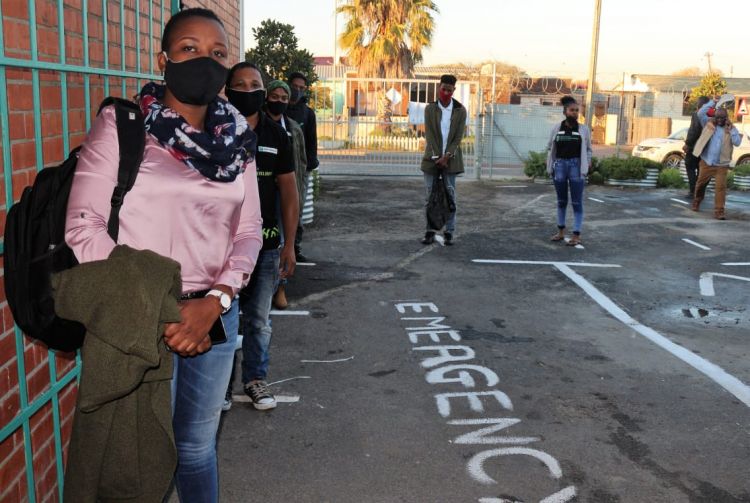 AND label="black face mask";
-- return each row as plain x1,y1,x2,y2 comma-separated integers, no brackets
163,56,228,106
225,88,266,117
290,89,305,103
266,100,289,116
